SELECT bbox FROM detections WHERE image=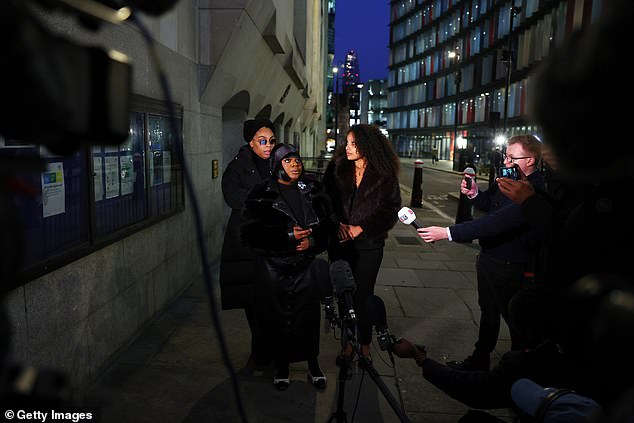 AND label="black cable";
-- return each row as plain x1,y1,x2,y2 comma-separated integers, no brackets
130,14,248,423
